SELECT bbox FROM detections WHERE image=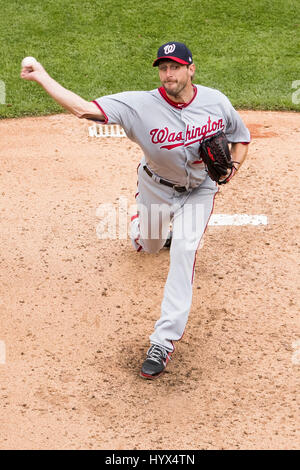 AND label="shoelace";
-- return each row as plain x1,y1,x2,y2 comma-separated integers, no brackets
147,345,170,364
